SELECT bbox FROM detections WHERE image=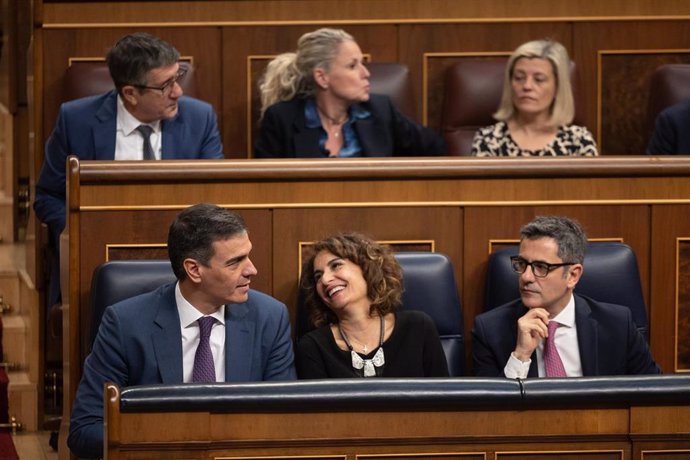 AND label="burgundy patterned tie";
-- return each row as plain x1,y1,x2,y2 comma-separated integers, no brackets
543,321,567,377
192,316,216,383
